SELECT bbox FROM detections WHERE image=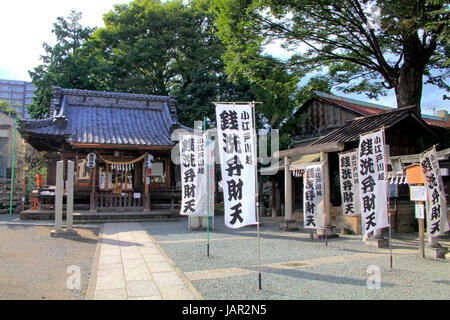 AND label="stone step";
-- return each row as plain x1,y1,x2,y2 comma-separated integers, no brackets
20,209,178,222
75,218,178,224
73,212,176,220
